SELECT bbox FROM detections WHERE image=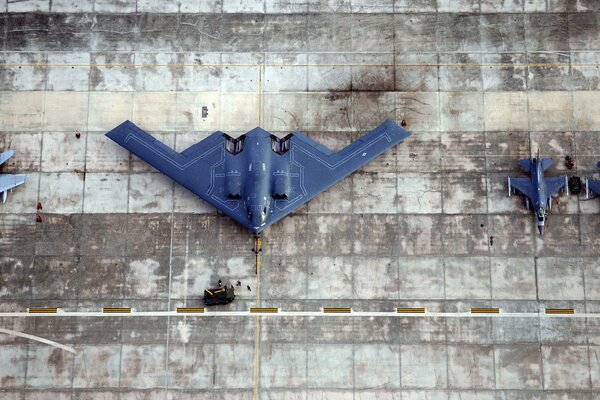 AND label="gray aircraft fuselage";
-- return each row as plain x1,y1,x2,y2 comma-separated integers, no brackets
530,159,549,234
241,131,273,229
